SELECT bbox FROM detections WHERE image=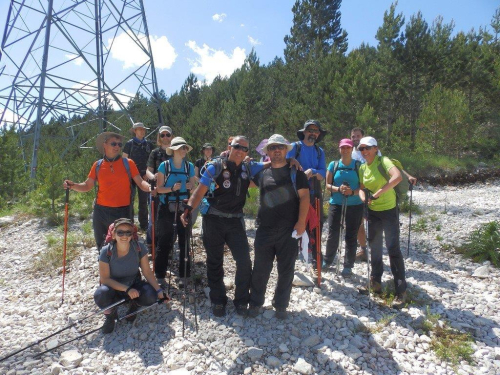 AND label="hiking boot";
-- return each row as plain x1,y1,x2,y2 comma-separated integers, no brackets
235,305,248,317
212,304,226,317
102,310,117,334
392,292,408,309
275,307,288,320
341,267,353,278
126,301,139,322
248,306,260,318
355,248,368,262
310,267,318,280
370,278,383,294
